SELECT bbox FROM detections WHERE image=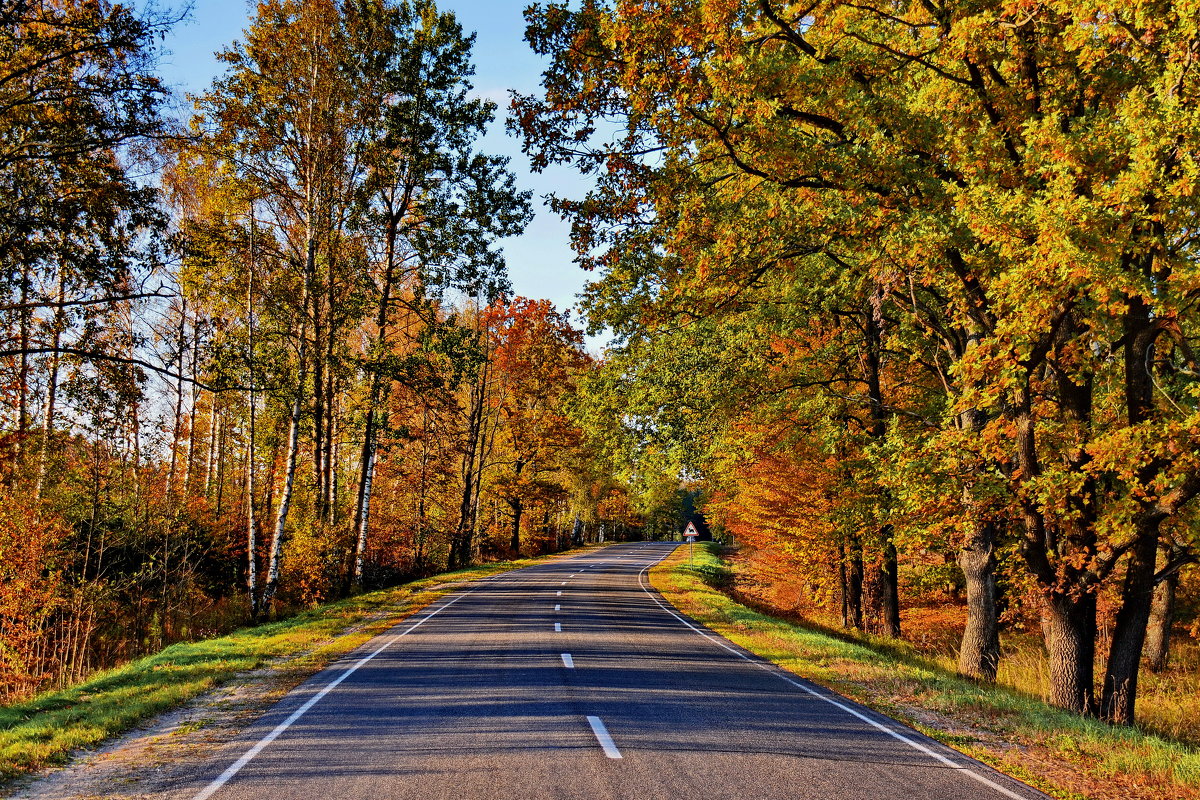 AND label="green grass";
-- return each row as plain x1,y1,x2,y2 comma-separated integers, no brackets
651,543,1200,800
0,553,564,783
